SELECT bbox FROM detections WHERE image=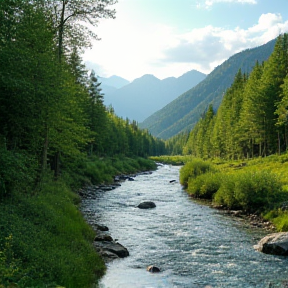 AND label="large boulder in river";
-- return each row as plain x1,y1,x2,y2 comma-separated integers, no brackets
137,201,156,209
254,232,288,255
